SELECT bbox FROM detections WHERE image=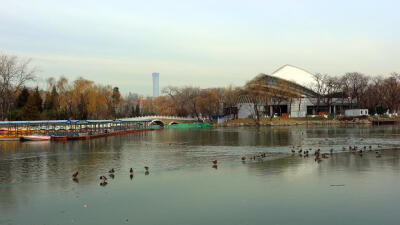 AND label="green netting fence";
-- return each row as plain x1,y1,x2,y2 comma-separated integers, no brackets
147,125,162,129
164,123,210,128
